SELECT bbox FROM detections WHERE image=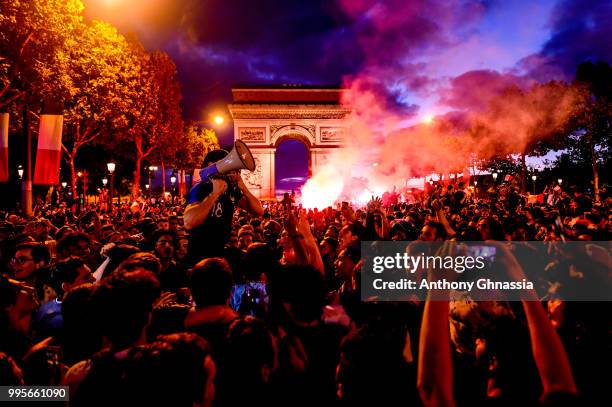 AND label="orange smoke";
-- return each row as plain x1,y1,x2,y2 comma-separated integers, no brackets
298,80,584,209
